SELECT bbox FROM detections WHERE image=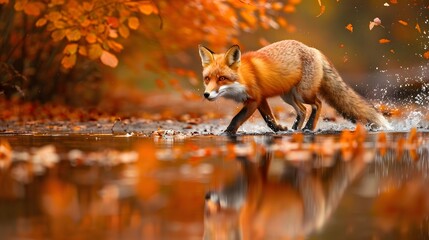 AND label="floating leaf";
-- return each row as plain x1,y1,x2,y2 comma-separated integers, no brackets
100,50,118,68
415,23,421,33
379,38,391,44
369,21,375,30
398,20,408,26
345,23,353,32
316,5,325,17
128,17,140,30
